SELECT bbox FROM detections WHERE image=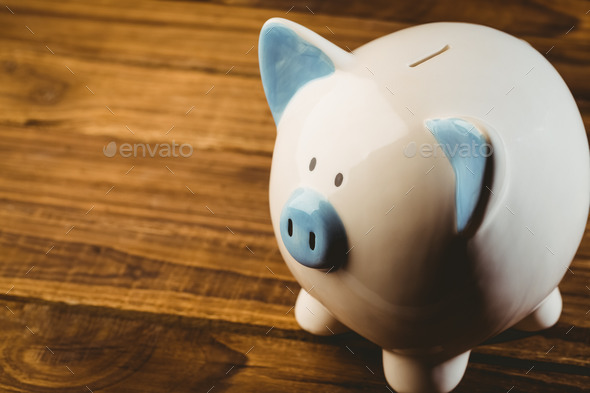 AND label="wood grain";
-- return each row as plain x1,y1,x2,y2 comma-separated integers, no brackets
0,0,589,391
